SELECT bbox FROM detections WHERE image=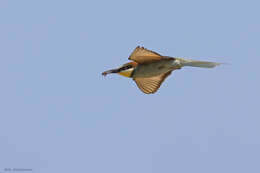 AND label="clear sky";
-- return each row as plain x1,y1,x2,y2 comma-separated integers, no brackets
0,0,260,173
